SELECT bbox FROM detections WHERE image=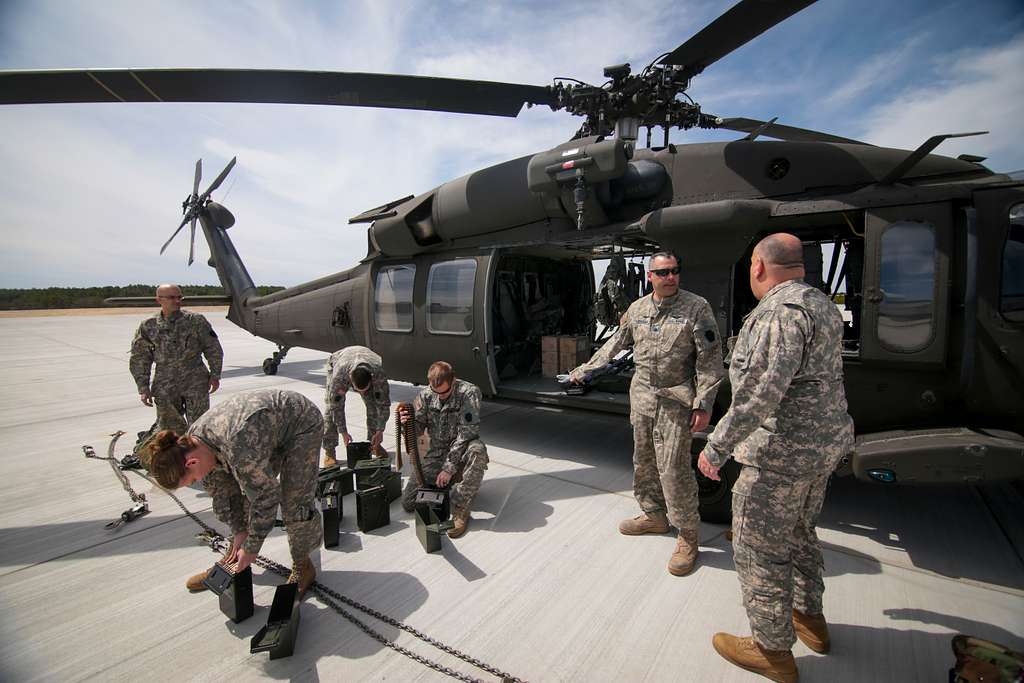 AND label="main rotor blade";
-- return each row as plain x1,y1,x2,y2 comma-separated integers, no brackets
199,156,236,200
716,117,871,145
659,0,818,78
0,69,557,117
192,158,202,198
187,216,197,266
160,215,190,255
